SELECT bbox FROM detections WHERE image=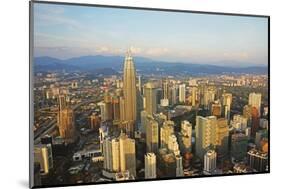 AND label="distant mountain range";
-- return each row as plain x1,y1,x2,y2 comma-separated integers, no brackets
33,55,268,75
